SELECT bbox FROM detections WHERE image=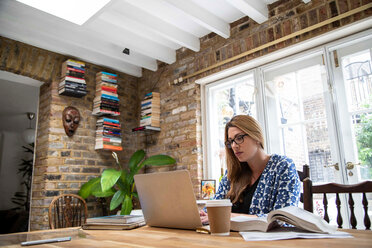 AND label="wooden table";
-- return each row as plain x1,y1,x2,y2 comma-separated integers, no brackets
0,226,371,247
